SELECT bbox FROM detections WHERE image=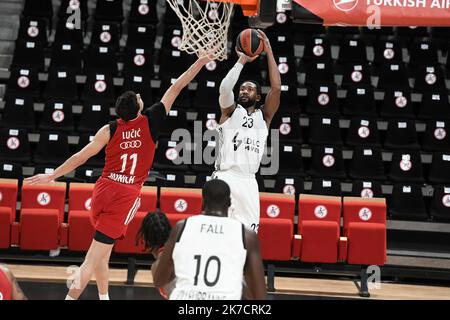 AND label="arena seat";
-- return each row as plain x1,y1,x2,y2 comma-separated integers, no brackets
295,194,343,263
67,183,96,251
114,186,158,254
343,197,387,266
258,193,295,261
1,97,35,130
305,84,339,116
160,187,202,215
384,120,420,150
346,117,381,148
311,178,342,197
19,182,66,250
0,179,18,249
429,185,450,221
348,147,385,181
